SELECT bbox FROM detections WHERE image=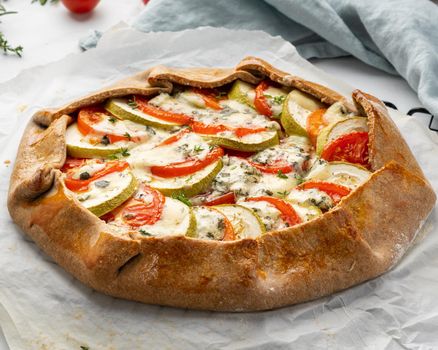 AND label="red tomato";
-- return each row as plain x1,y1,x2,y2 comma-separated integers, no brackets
64,160,129,192
61,157,85,172
61,0,100,14
191,121,267,138
192,88,223,110
77,107,133,144
150,146,224,178
247,159,294,174
157,128,190,147
209,208,235,241
254,80,272,117
299,181,351,203
306,108,327,145
119,185,165,228
203,192,236,206
246,196,301,226
135,96,193,125
321,132,369,167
